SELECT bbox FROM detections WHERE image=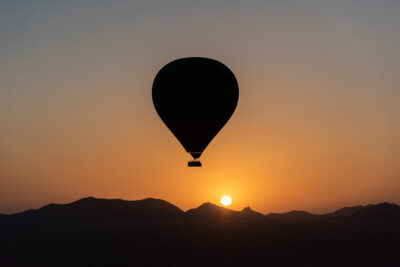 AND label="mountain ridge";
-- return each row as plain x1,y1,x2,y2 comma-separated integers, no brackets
1,196,400,224
2,197,400,266
7,196,184,222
